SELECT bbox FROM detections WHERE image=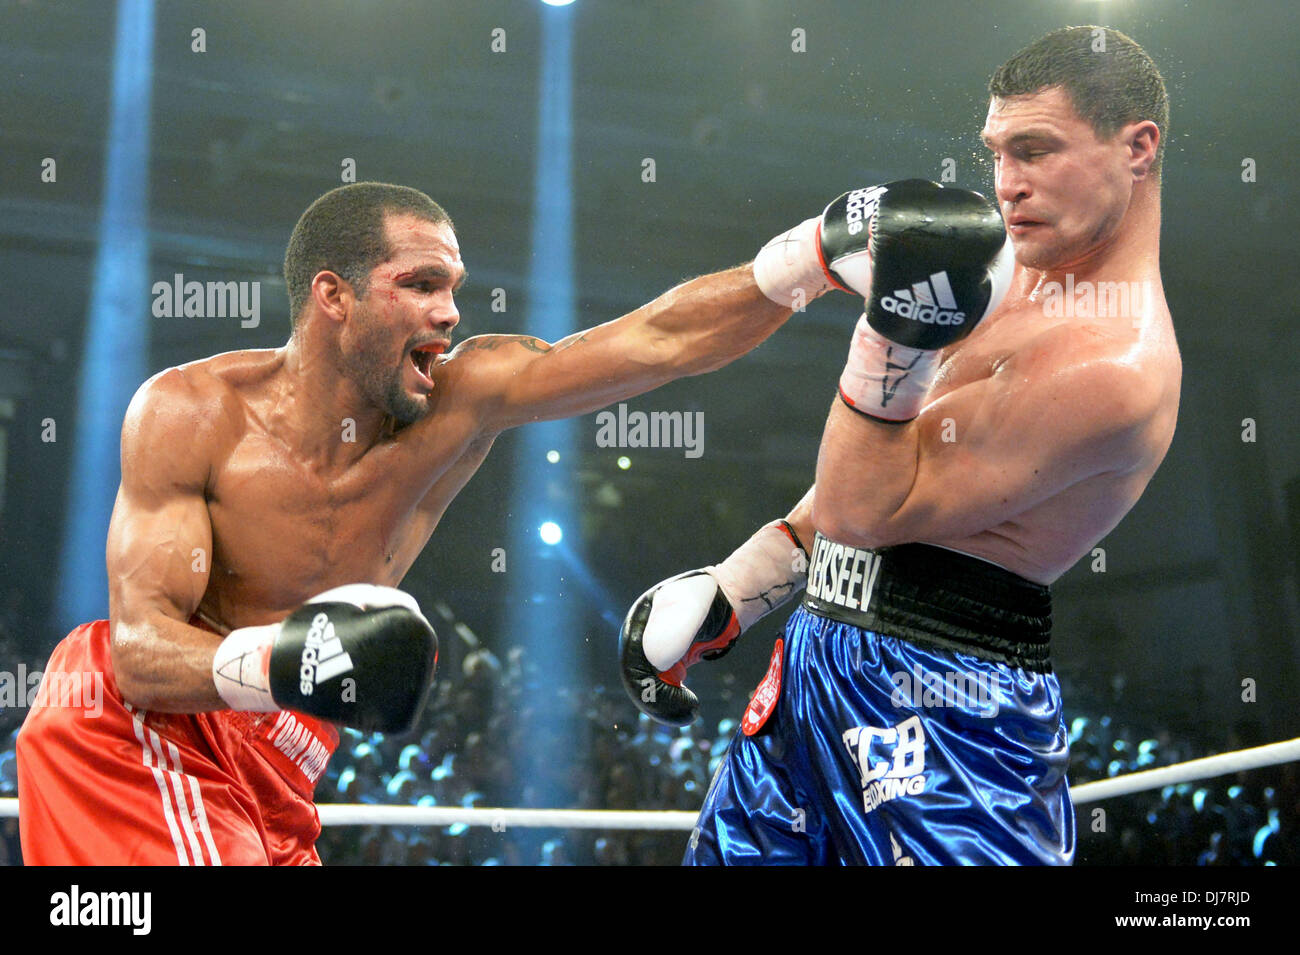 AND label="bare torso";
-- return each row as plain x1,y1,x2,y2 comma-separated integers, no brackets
188,347,492,632
920,269,1181,582
107,257,793,712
